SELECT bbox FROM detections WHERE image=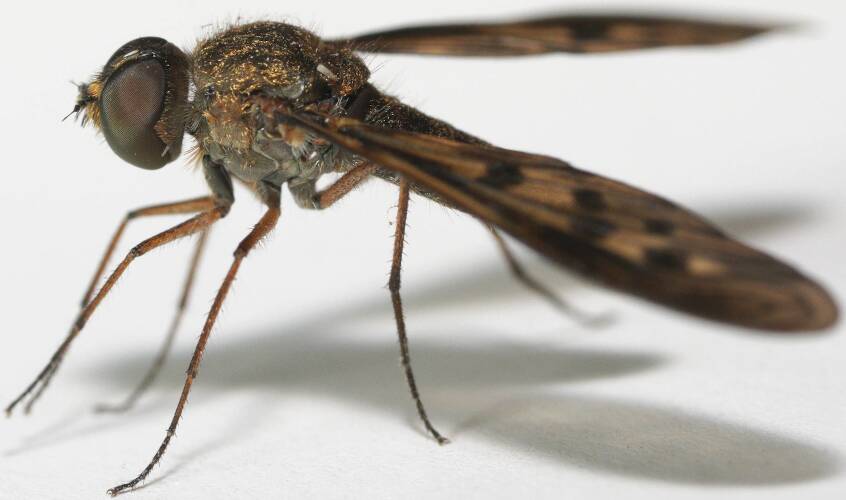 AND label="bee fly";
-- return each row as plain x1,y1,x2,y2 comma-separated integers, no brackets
7,13,838,495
